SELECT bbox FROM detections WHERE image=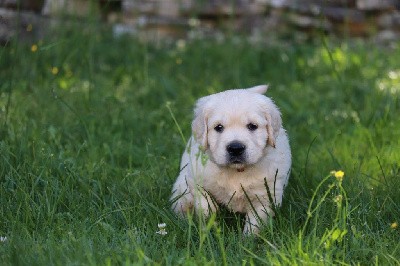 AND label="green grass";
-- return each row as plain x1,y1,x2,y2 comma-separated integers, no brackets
1,23,400,265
